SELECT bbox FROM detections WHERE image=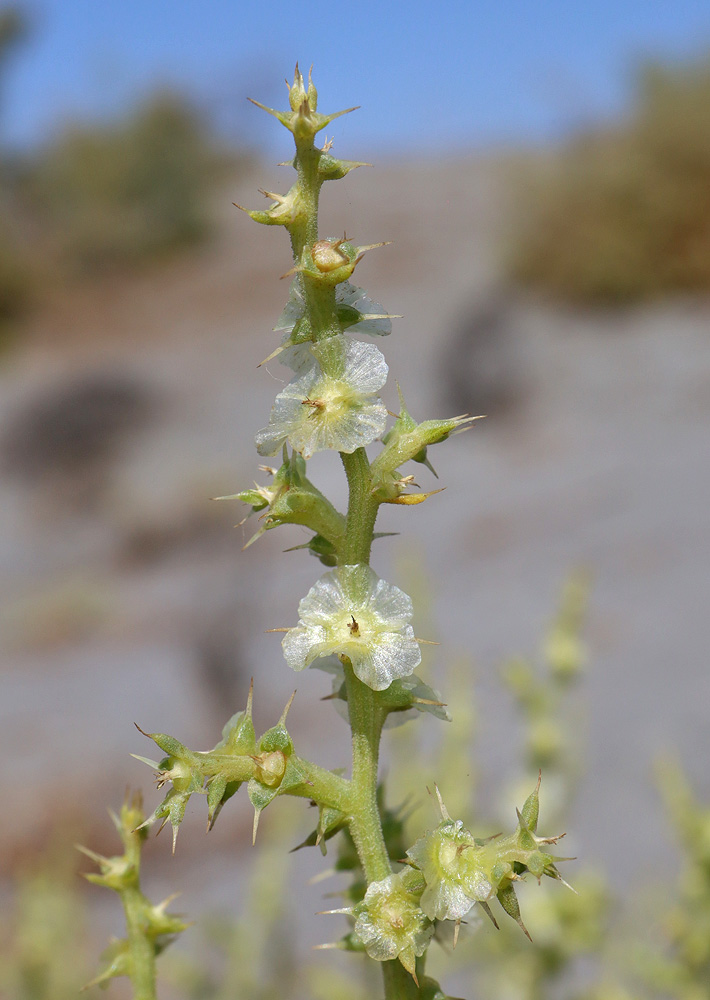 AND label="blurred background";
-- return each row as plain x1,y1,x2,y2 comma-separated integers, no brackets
2,2,710,998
